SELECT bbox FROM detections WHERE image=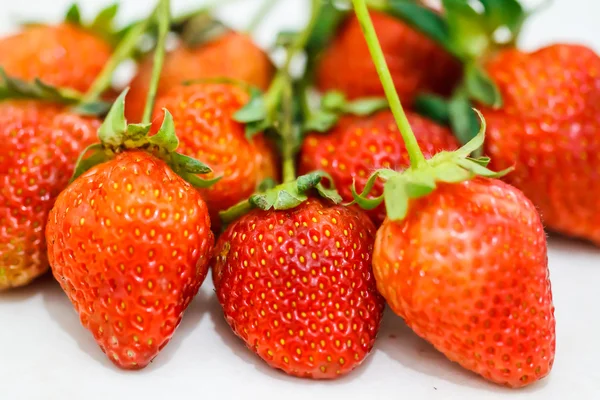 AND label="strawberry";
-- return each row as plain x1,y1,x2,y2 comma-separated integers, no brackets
482,44,600,245
0,101,100,290
0,23,111,93
151,82,278,228
126,31,274,122
46,150,214,369
348,0,555,387
373,178,555,387
315,9,461,103
213,197,384,378
300,110,459,225
391,1,600,244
